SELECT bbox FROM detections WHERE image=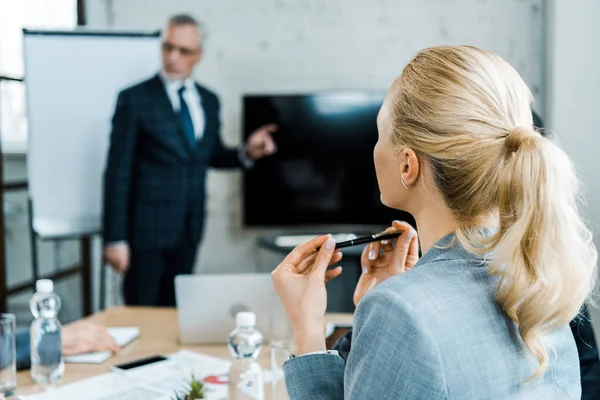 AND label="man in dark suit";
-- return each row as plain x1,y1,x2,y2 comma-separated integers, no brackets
103,14,277,306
